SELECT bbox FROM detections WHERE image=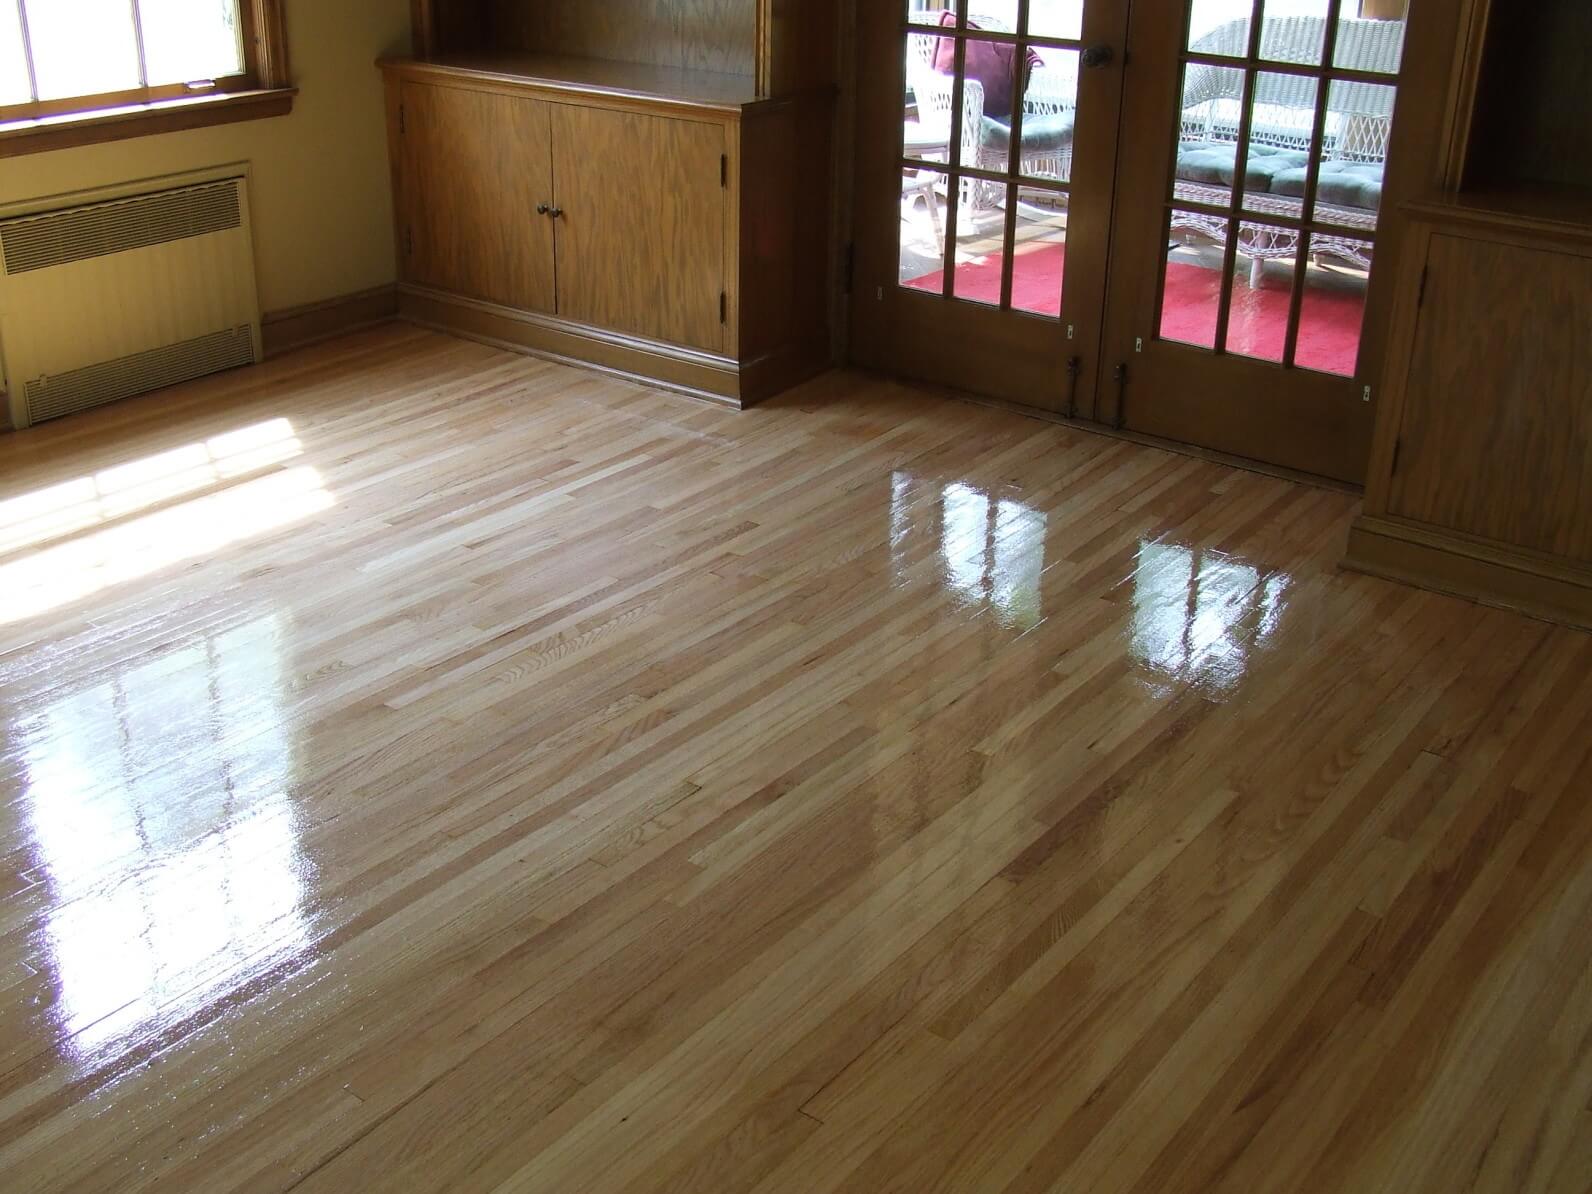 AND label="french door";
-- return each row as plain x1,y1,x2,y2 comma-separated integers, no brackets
852,0,1417,484
850,0,1132,416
